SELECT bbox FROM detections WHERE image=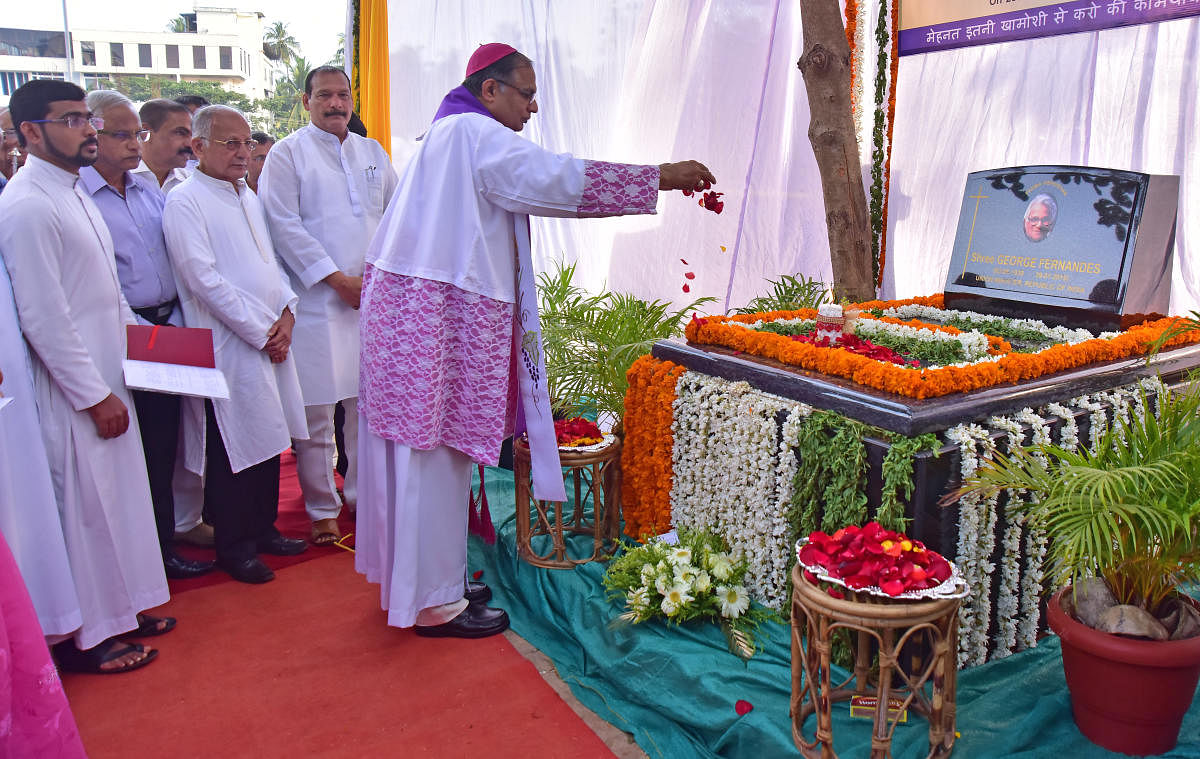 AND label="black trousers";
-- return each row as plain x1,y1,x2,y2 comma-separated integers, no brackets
204,400,281,563
131,389,181,555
